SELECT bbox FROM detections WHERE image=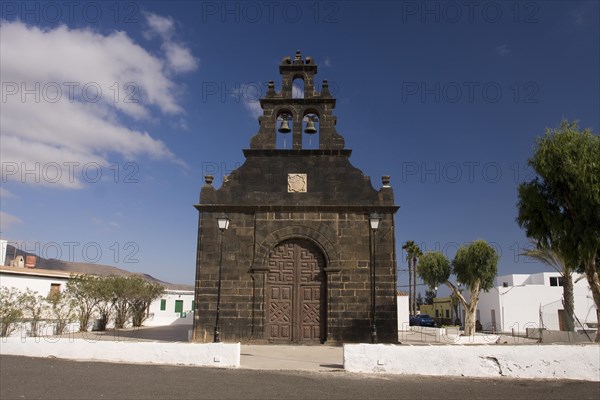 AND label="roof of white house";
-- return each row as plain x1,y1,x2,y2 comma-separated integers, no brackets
0,266,195,292
495,272,586,287
0,265,76,279
164,289,195,295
